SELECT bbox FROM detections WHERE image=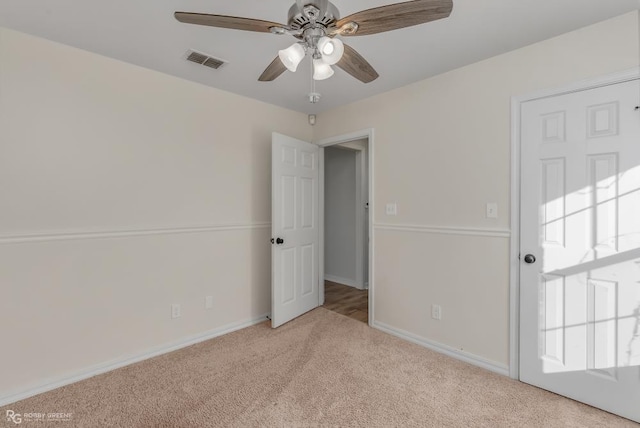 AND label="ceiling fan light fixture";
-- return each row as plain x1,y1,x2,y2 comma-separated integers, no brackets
313,58,334,80
278,43,305,72
176,0,454,86
317,36,344,65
